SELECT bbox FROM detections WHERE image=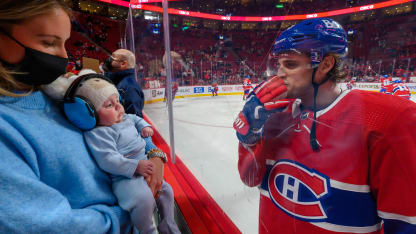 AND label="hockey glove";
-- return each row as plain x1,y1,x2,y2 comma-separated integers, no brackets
233,77,293,145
